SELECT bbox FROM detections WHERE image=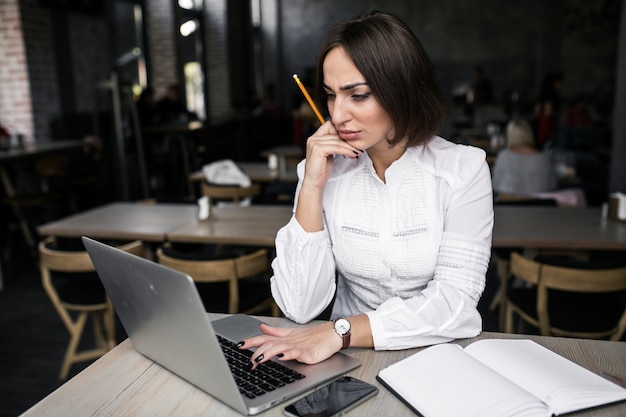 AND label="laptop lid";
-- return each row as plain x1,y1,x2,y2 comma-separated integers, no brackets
81,236,360,415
